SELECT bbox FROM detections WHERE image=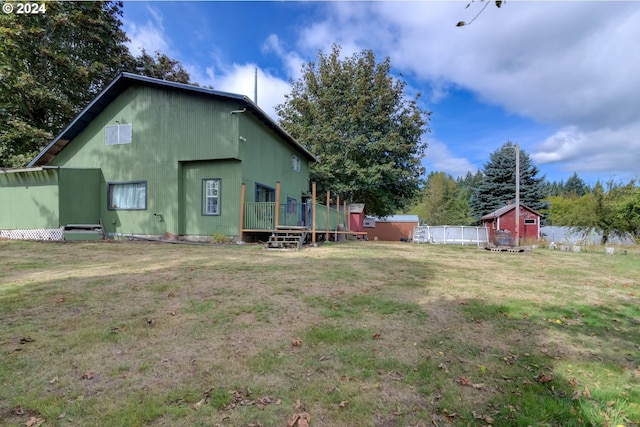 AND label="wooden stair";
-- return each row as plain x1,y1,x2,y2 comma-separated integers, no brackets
266,228,308,251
